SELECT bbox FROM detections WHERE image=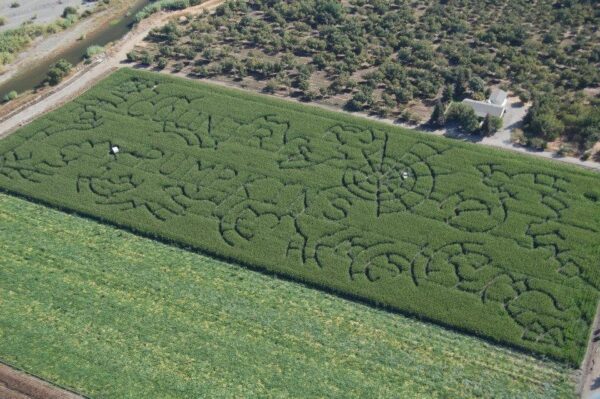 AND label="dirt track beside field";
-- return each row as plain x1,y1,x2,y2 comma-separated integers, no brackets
0,363,83,399
580,303,600,398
